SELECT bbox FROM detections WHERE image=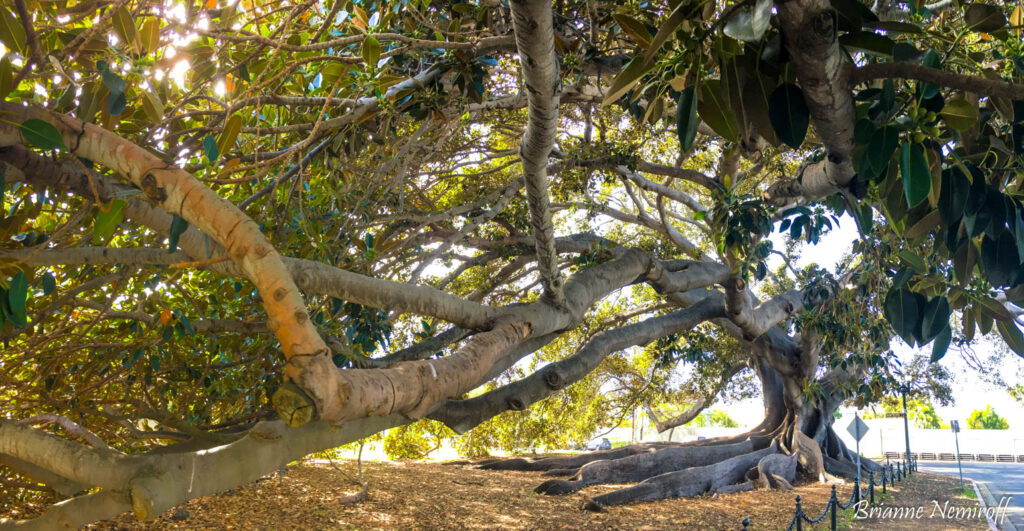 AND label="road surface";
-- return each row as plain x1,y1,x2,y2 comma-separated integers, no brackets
918,461,1023,530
